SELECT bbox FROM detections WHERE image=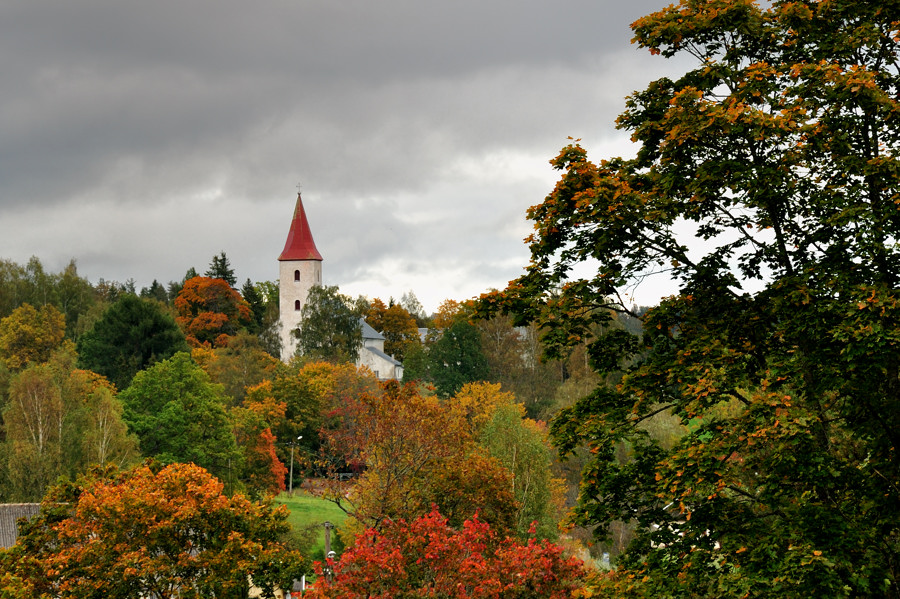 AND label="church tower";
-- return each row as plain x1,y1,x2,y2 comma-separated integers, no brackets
278,192,323,360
